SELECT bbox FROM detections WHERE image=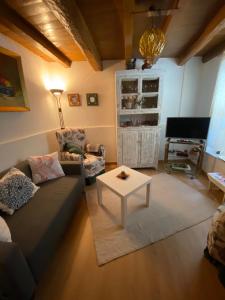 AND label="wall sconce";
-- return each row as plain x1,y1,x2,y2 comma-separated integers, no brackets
50,88,65,129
